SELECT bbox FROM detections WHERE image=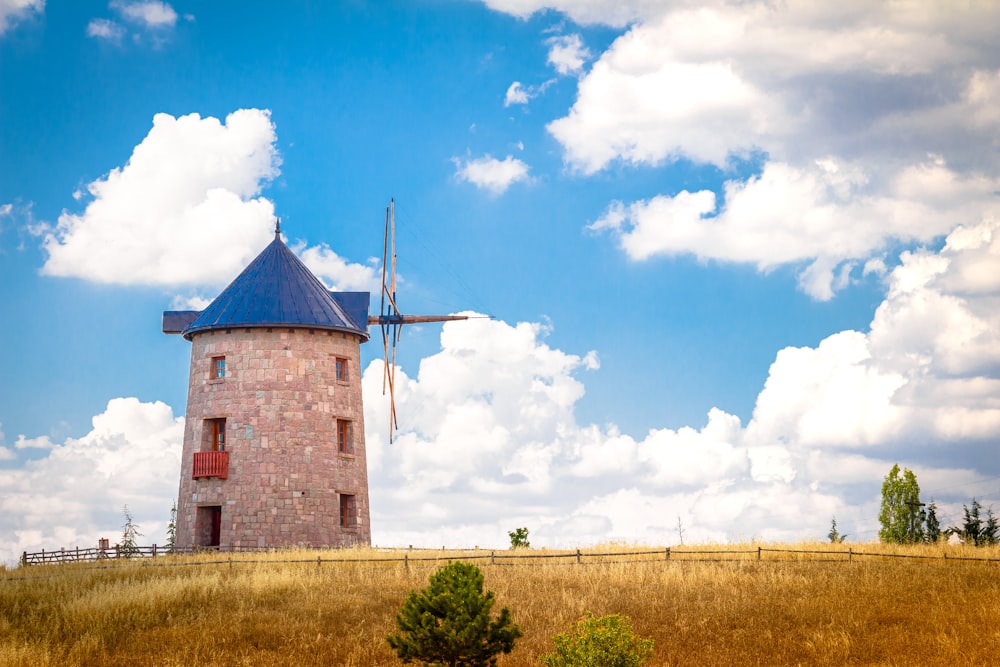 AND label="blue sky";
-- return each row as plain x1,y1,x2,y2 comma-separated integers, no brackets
1,0,998,561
